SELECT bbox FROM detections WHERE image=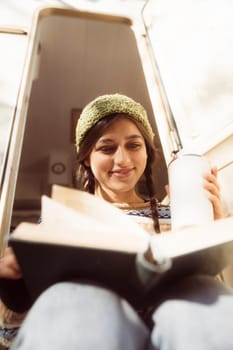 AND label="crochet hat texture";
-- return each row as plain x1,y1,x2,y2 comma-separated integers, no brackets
76,93,154,150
